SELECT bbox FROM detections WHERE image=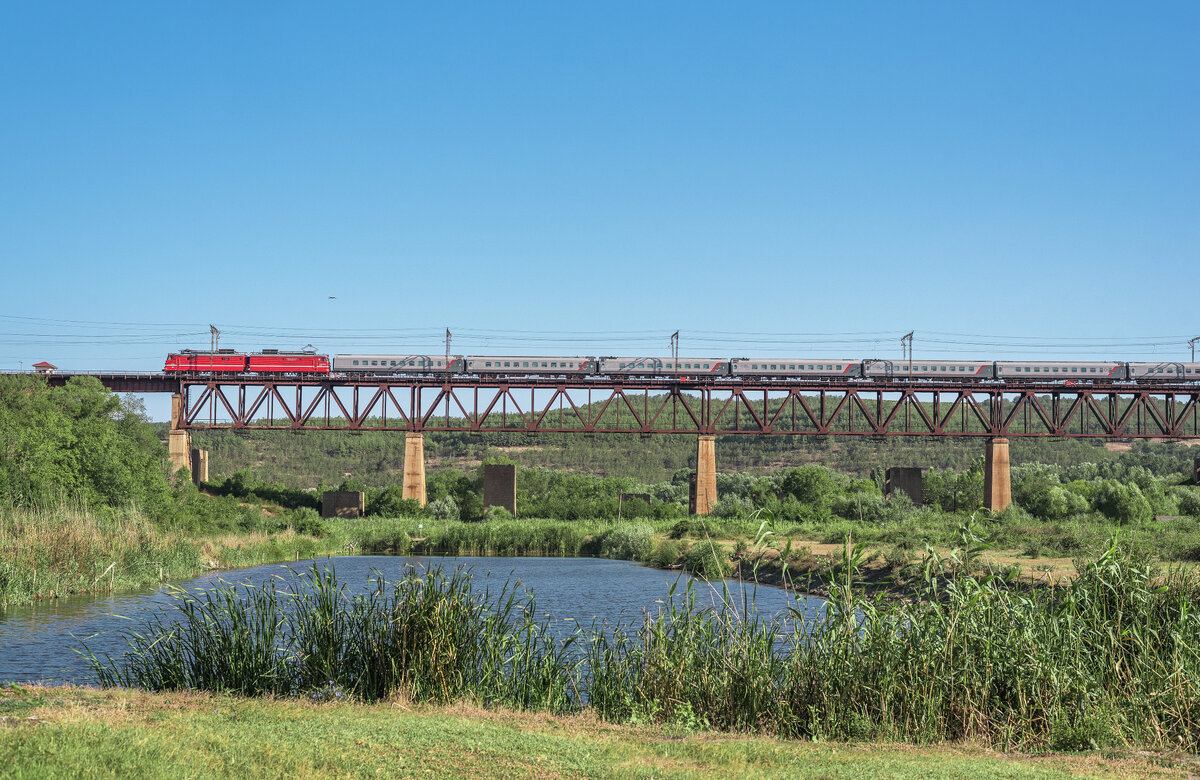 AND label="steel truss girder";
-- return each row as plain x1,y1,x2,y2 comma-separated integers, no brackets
175,379,1200,439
